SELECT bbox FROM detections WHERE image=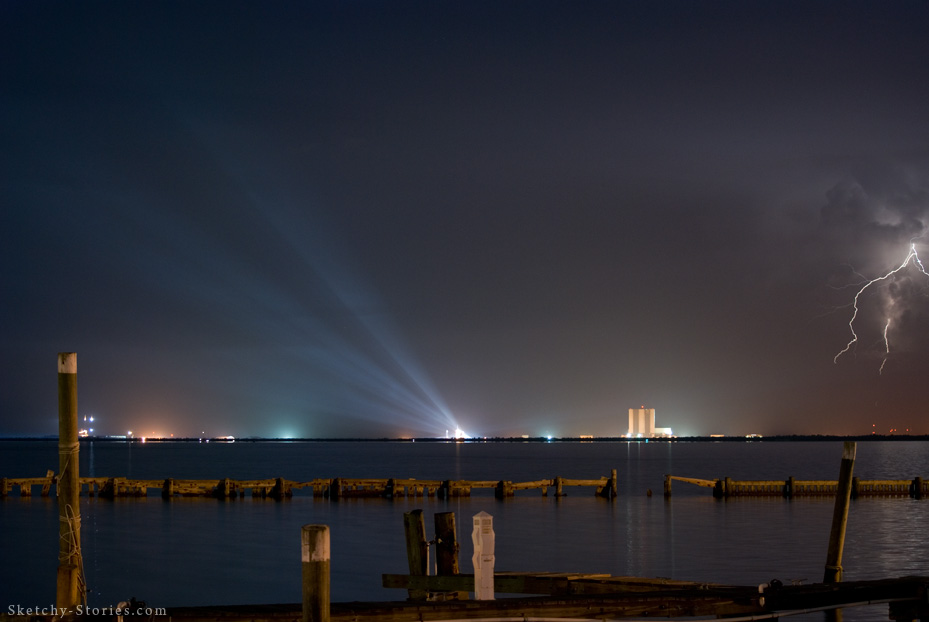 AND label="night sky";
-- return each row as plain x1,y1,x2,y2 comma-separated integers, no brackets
4,2,929,438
